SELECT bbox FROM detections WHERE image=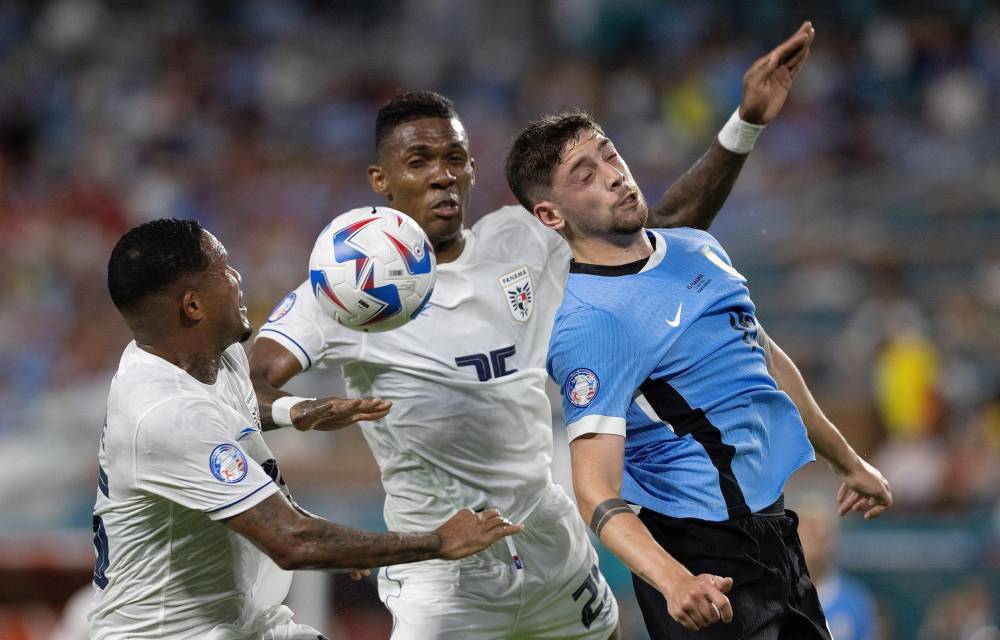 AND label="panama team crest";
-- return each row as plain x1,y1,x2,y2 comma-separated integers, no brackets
566,368,600,408
499,266,534,322
209,444,248,484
